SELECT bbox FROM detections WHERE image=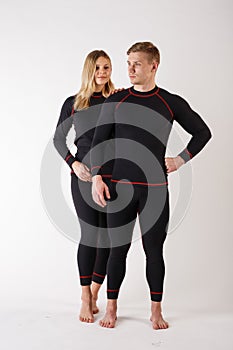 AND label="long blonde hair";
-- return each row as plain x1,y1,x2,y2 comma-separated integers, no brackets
74,50,114,111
